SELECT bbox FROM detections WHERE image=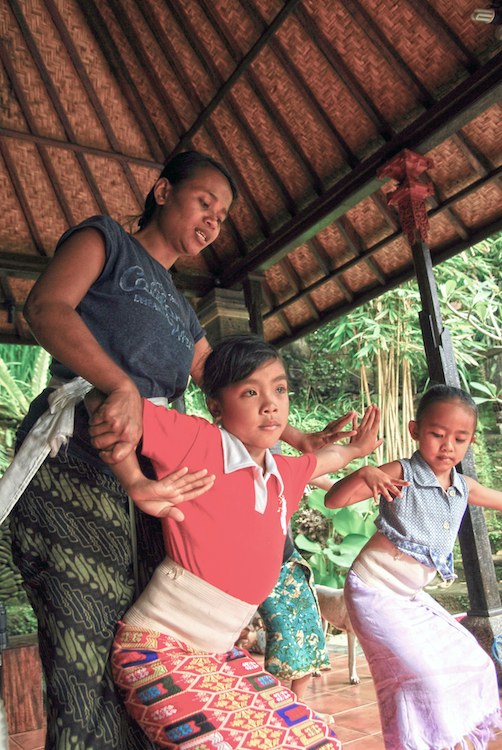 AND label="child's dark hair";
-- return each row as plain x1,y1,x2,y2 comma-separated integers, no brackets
203,334,283,400
138,151,238,229
416,384,478,426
